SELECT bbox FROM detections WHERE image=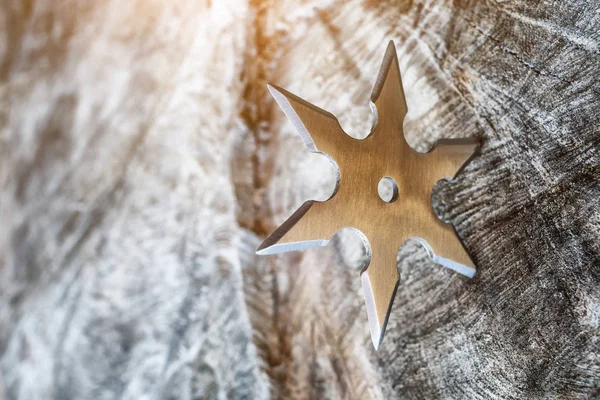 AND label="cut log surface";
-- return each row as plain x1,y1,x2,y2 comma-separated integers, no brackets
1,1,599,399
